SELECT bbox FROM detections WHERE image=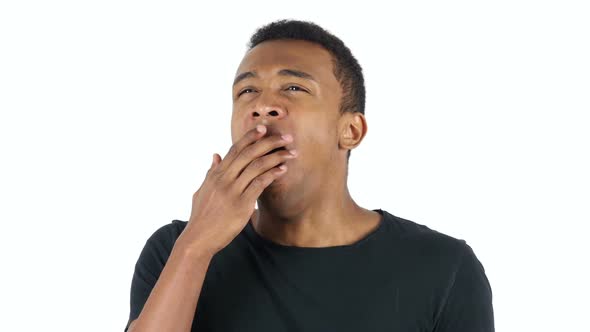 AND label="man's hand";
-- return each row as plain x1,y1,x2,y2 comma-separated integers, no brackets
177,124,297,256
